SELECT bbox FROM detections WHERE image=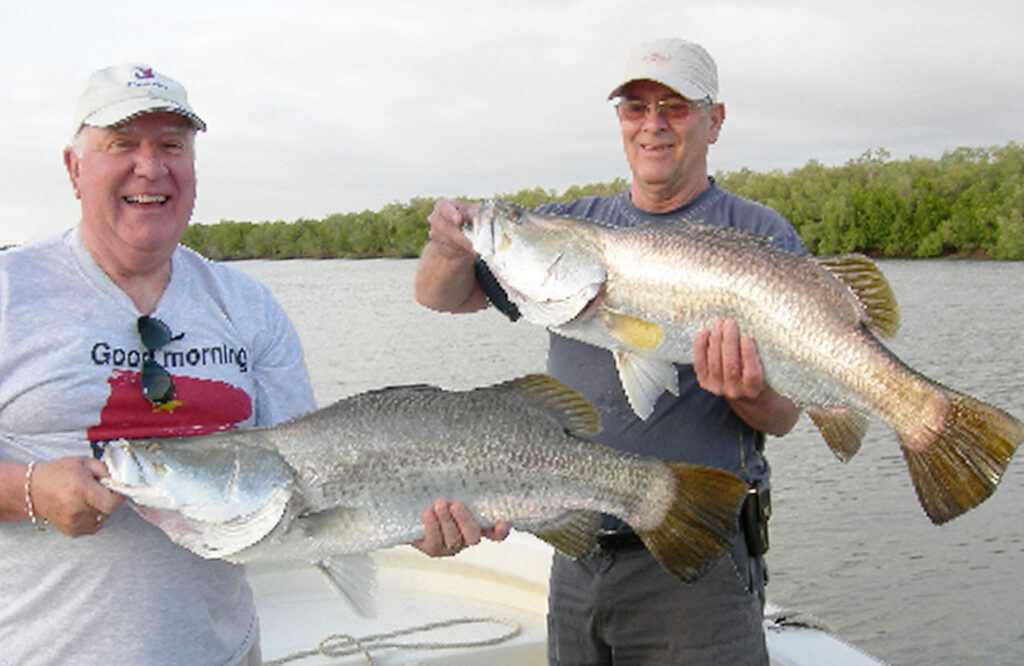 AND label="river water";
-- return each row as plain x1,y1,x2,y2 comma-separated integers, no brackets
235,258,1024,666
